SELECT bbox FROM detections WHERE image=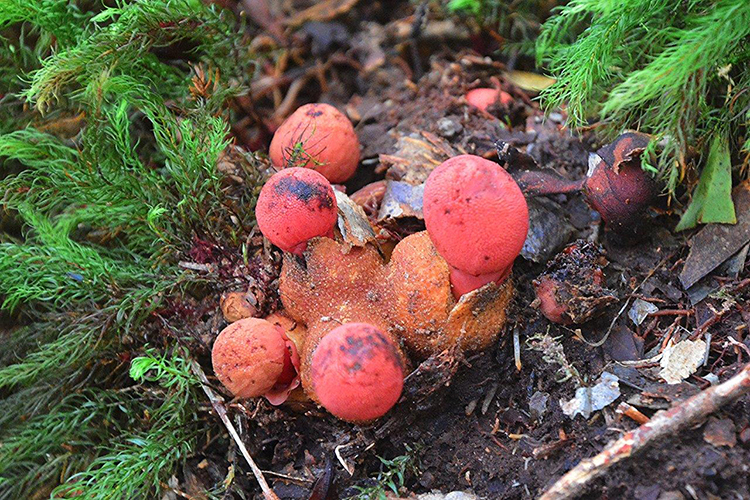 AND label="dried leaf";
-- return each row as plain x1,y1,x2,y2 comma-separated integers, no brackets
380,131,463,184
377,180,424,221
308,456,335,500
659,339,707,384
561,372,620,419
676,131,736,231
335,191,377,249
416,492,479,500
286,0,359,28
628,299,658,326
703,417,737,448
679,180,750,289
603,325,643,362
503,70,555,92
521,198,575,263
